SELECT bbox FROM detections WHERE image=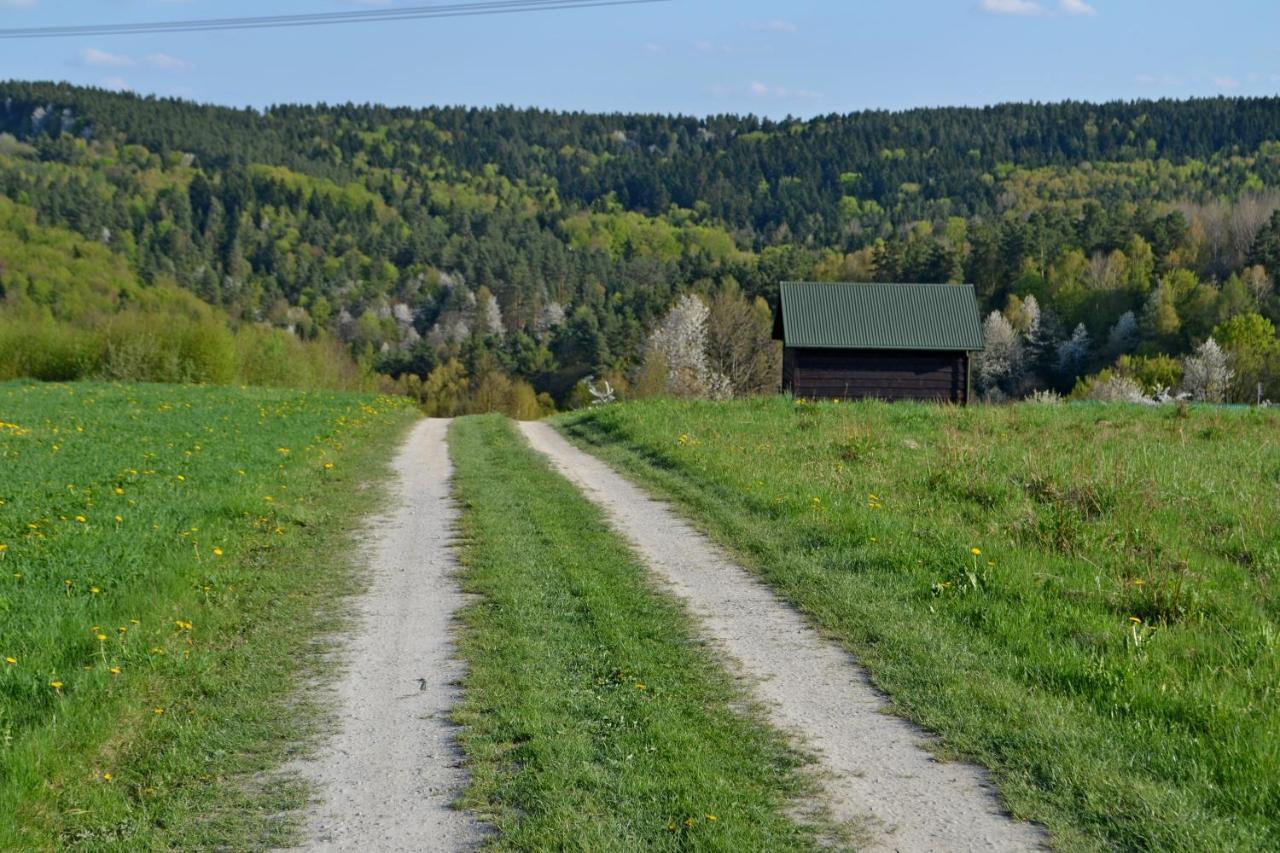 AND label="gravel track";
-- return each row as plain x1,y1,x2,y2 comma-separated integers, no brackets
292,418,480,852
520,421,1046,853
